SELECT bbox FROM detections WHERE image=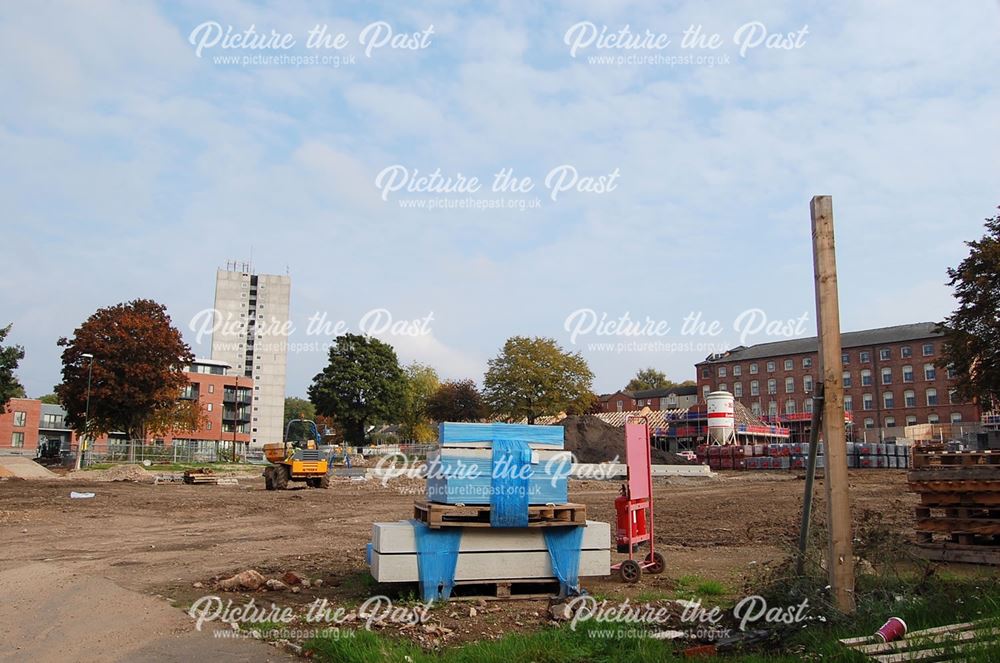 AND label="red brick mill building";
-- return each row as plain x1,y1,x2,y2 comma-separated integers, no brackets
695,322,981,435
